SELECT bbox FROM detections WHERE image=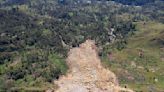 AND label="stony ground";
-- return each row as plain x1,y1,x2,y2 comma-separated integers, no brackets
53,40,133,92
